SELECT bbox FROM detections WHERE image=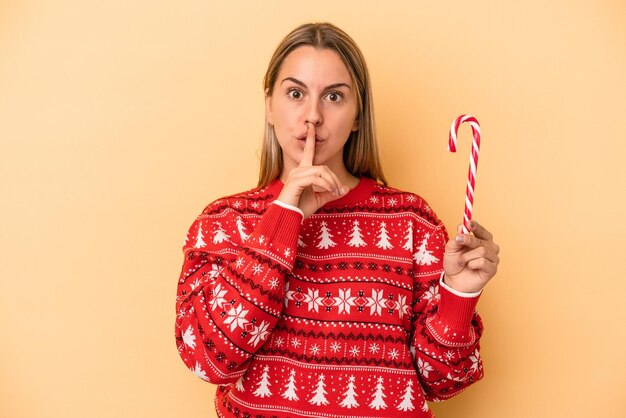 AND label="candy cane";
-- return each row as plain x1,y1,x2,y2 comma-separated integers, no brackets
448,114,481,234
